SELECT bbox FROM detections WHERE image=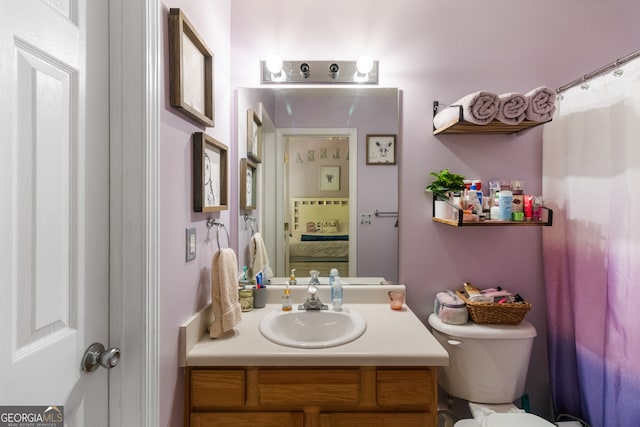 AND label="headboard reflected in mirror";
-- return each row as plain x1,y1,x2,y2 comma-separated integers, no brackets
289,197,349,277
